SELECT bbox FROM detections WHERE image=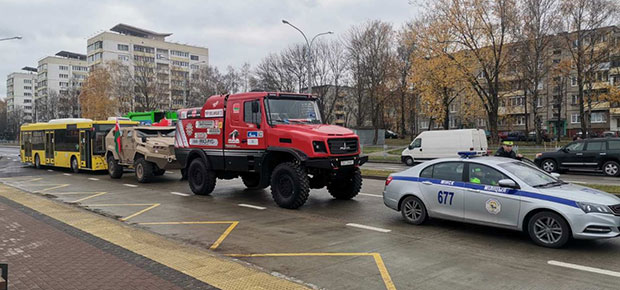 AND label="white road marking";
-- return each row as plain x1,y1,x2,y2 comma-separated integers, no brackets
346,223,391,233
47,169,53,172
123,184,138,188
238,203,266,210
88,178,99,181
63,173,72,176
548,260,620,278
359,192,382,198
170,191,191,197
165,171,175,174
